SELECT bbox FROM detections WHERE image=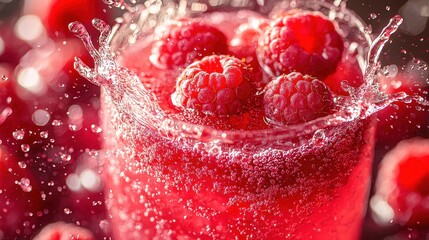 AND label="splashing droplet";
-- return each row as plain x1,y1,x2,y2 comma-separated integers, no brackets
17,178,33,192
40,131,49,138
61,153,72,162
0,107,12,125
370,13,378,19
13,129,26,140
91,124,103,133
364,24,373,34
64,208,72,215
21,144,30,153
52,120,63,126
18,161,27,169
312,129,327,147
